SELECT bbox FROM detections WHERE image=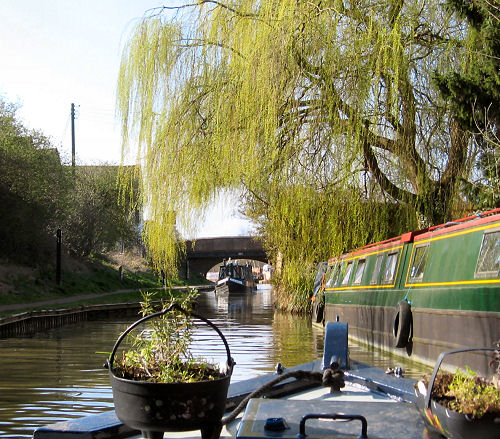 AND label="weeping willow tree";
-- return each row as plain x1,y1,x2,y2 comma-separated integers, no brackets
434,0,500,210
118,0,472,310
